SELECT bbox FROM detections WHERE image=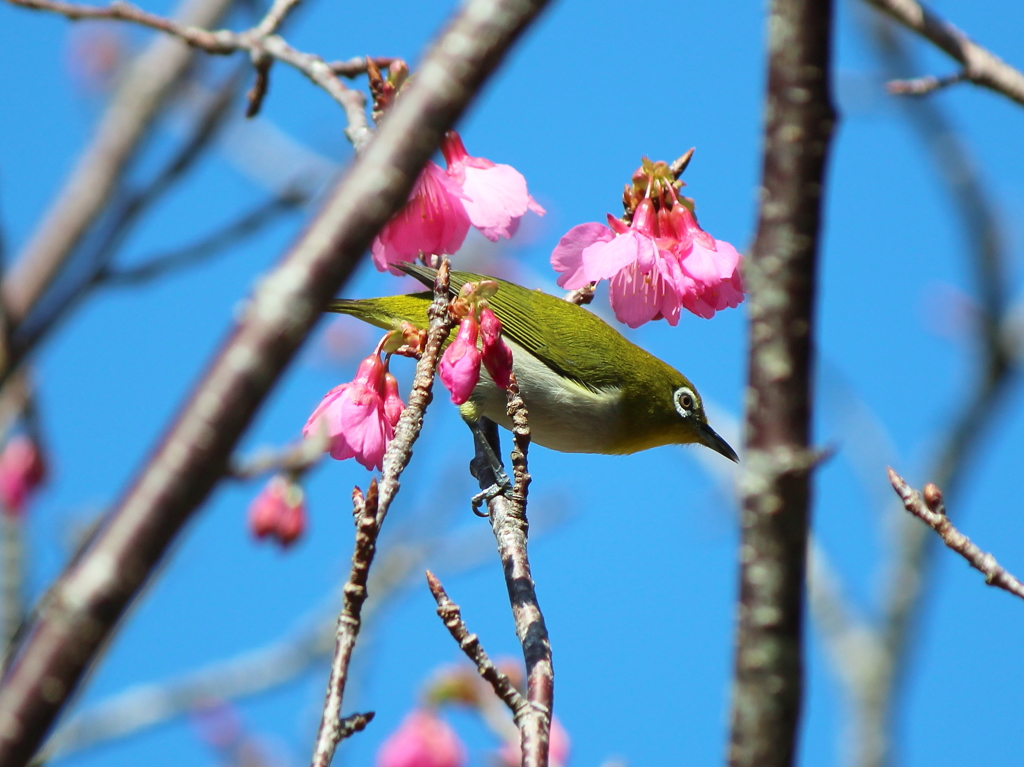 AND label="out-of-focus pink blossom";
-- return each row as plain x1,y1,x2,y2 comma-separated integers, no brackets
0,435,46,517
377,710,466,767
248,476,307,547
383,372,405,428
303,352,394,470
479,307,513,389
371,162,471,273
550,198,743,327
498,716,571,767
439,315,482,405
441,131,545,242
